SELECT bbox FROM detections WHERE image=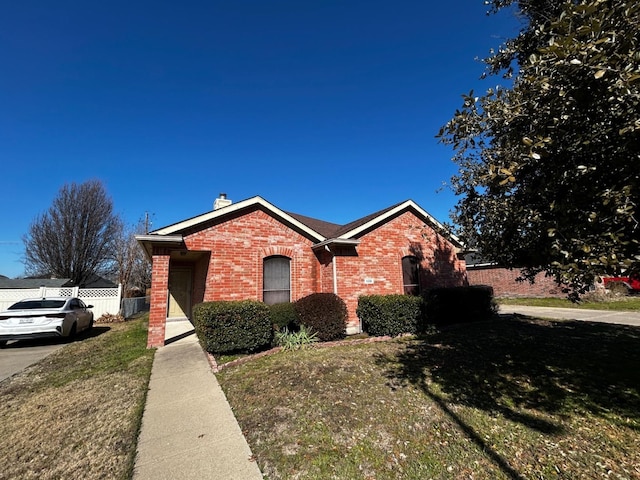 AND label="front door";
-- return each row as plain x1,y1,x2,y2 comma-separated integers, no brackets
168,269,192,318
